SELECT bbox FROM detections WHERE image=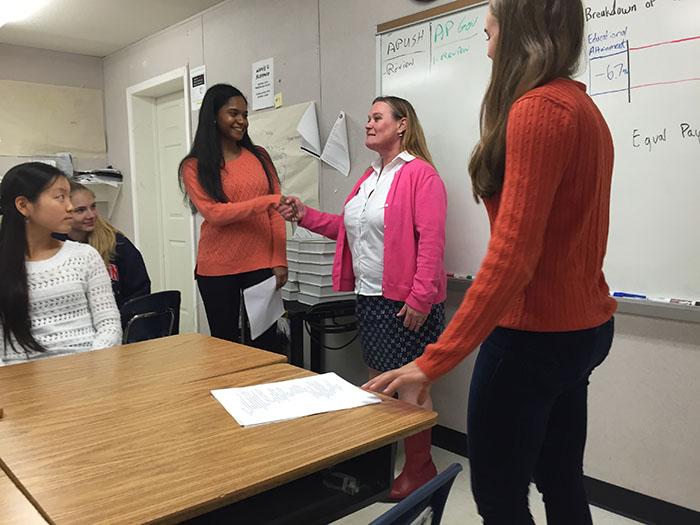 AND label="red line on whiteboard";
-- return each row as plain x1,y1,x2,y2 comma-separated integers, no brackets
629,35,700,51
631,77,700,90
